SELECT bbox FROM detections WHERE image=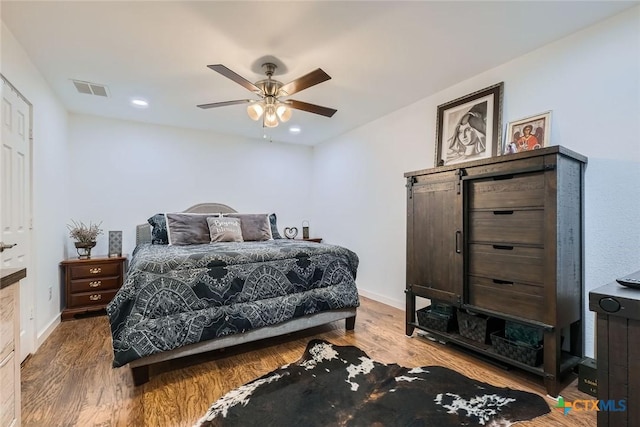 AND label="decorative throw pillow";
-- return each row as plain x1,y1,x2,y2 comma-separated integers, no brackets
147,213,169,245
226,213,273,241
269,213,282,239
166,213,213,245
207,217,244,243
